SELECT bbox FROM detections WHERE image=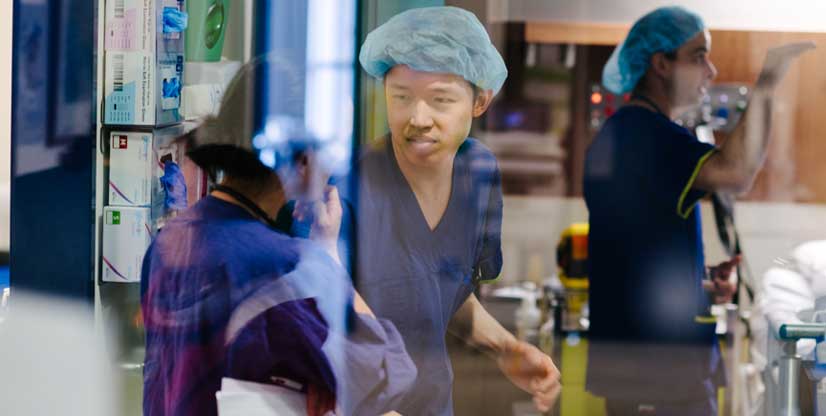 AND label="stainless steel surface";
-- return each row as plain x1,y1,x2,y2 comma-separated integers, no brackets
779,323,826,340
779,346,802,416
